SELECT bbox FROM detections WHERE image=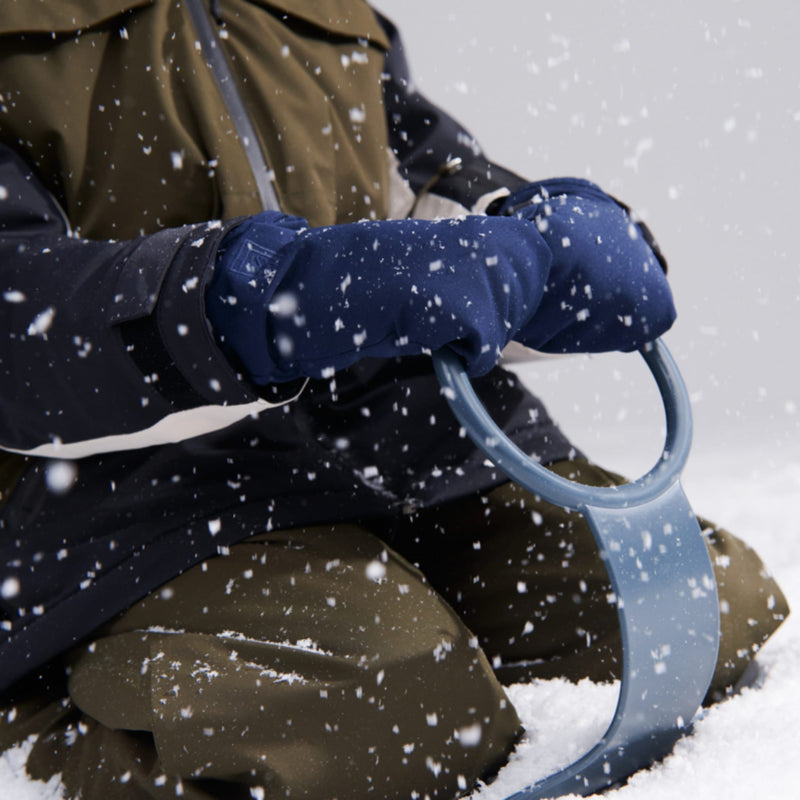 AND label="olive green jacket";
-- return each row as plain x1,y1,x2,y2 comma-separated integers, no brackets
2,0,396,235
